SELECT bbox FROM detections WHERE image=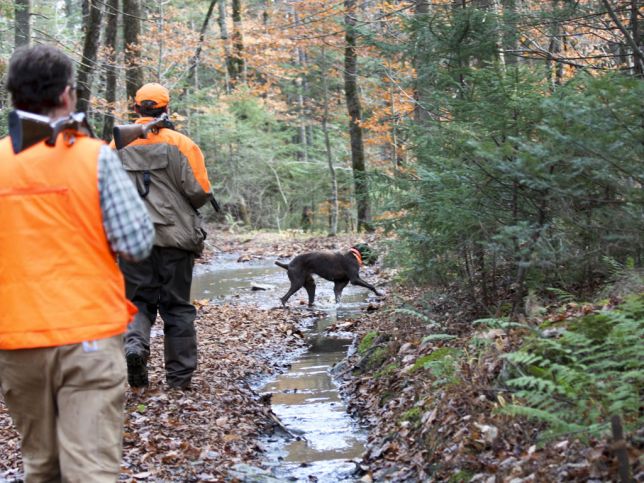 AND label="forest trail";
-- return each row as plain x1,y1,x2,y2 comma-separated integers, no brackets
0,230,386,482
